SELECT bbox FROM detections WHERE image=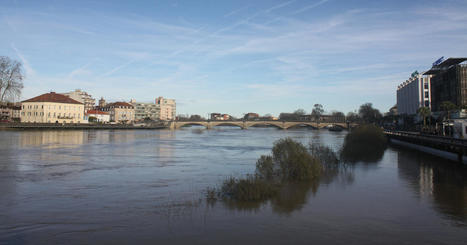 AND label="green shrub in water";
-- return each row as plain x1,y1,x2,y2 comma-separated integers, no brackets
214,138,324,202
271,138,322,181
220,176,279,202
340,124,387,163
